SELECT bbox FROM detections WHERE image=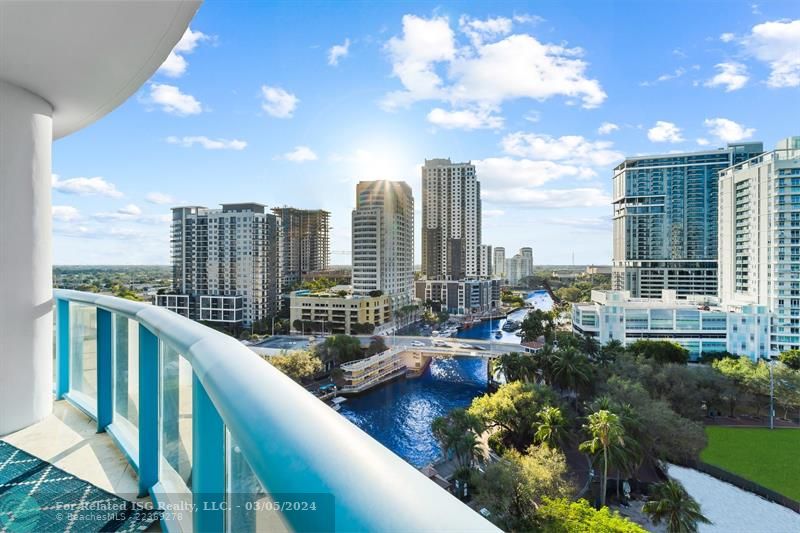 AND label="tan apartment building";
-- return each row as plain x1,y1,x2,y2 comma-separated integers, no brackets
289,287,392,335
